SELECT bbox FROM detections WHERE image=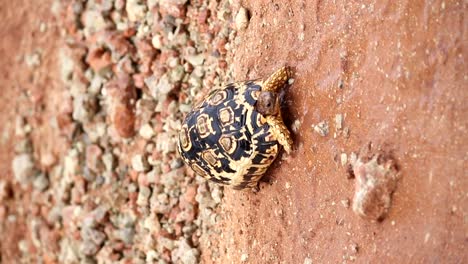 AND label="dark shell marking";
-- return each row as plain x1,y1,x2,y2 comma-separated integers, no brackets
178,81,279,189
